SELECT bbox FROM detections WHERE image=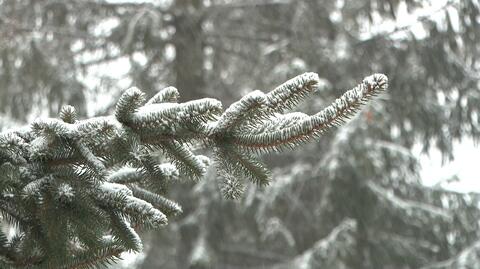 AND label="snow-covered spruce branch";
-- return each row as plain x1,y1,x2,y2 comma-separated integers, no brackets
231,73,388,153
0,72,386,268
